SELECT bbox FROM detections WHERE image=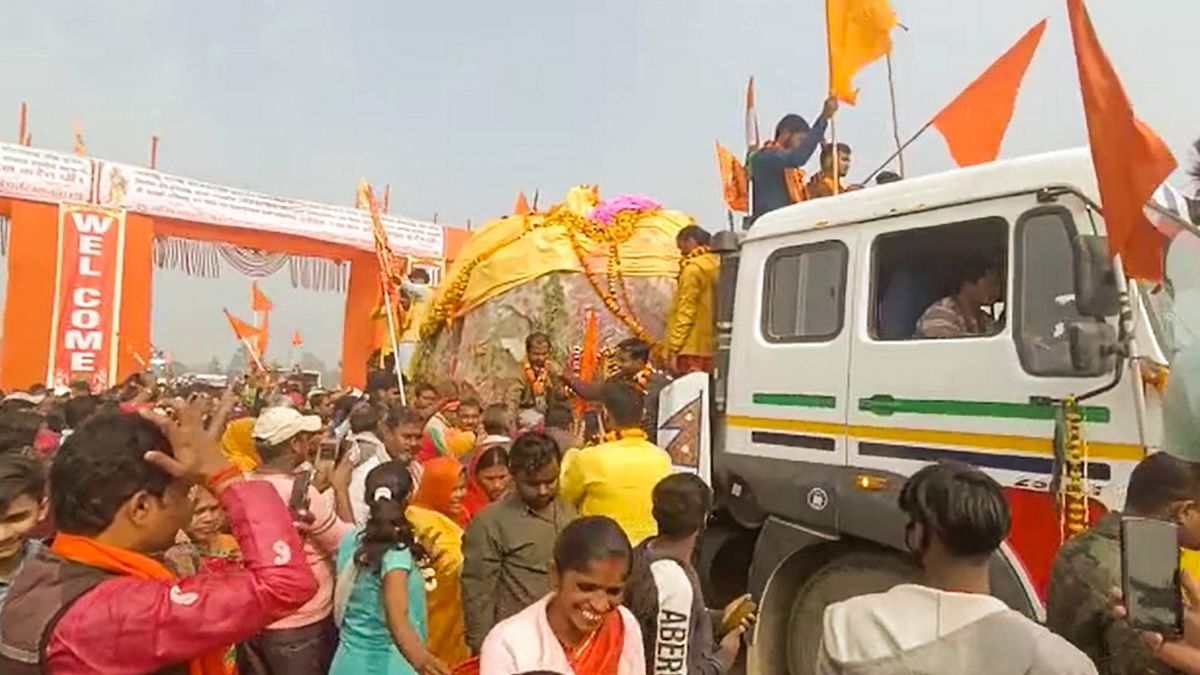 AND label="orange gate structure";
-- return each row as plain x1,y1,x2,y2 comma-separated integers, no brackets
0,142,467,389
